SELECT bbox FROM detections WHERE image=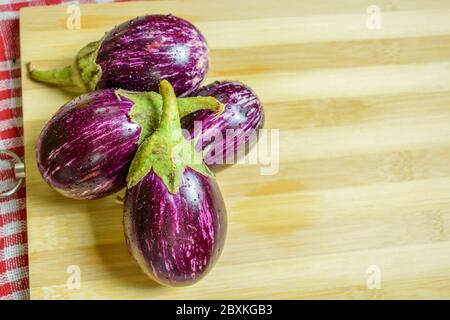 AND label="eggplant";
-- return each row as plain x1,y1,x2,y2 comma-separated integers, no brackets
36,89,221,200
29,15,208,96
182,81,264,170
124,80,226,286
